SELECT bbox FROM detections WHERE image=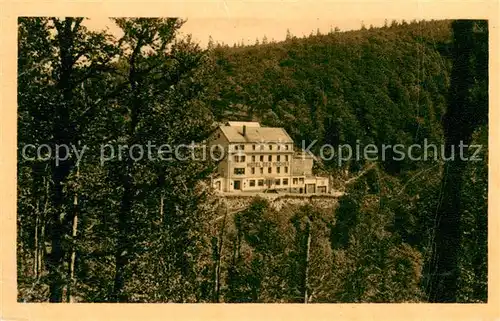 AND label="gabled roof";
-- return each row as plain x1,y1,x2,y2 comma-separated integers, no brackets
226,121,261,128
219,125,293,143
